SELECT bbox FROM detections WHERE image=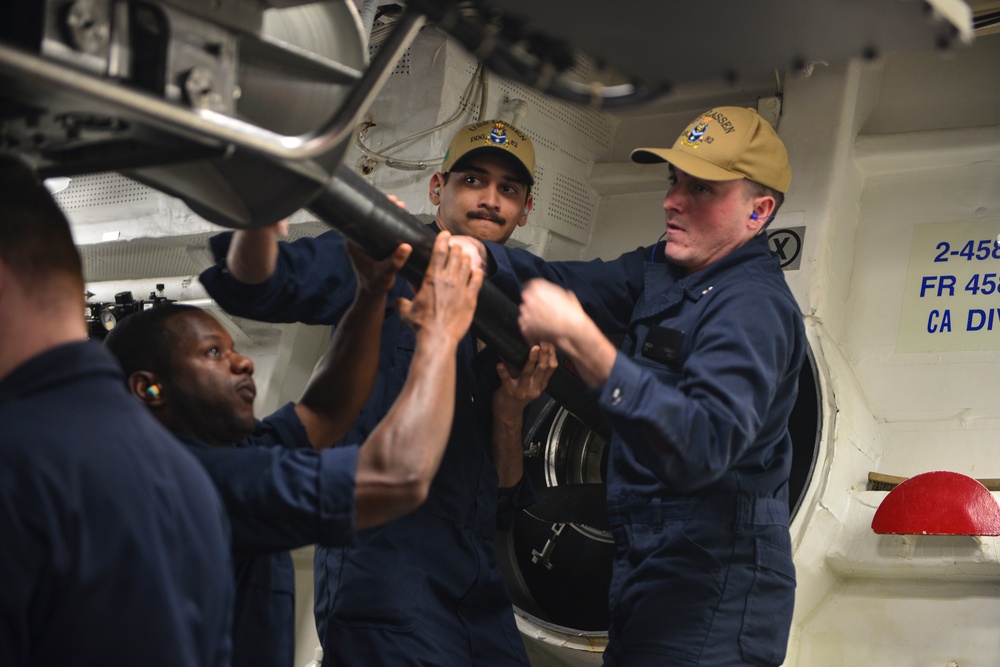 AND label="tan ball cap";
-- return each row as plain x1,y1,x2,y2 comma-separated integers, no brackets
442,119,535,186
631,106,791,193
